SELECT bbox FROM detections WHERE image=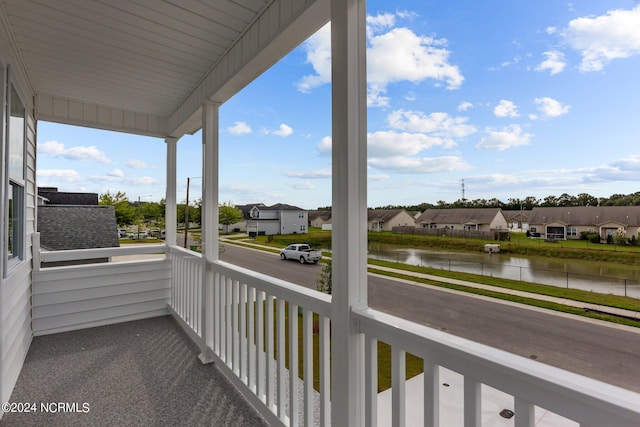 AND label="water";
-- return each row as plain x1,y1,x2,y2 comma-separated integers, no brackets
368,243,640,298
